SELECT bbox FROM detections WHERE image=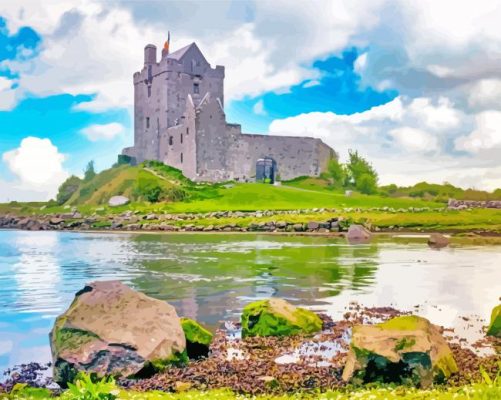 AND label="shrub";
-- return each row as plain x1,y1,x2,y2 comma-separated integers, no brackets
56,176,82,205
